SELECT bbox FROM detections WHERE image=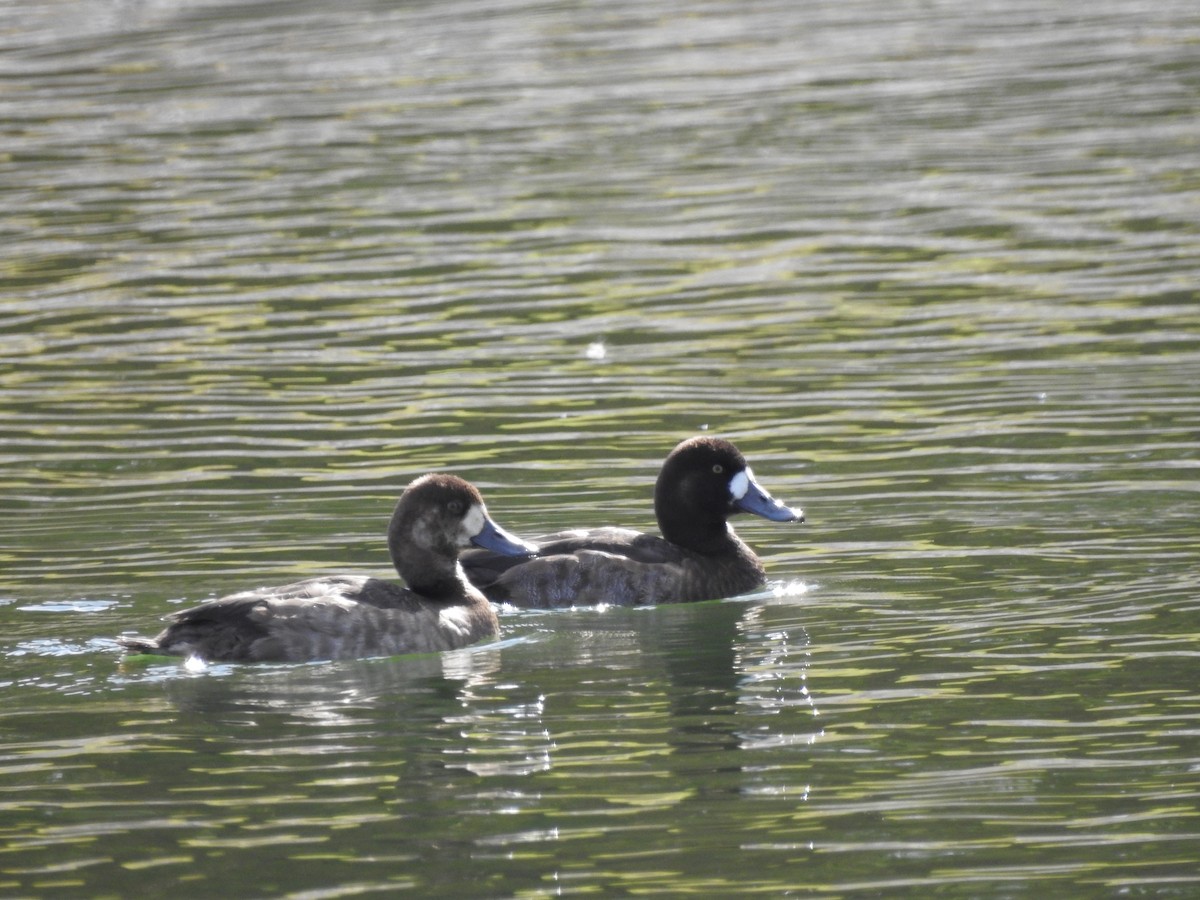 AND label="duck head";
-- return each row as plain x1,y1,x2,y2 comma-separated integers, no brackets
654,437,803,552
388,473,536,597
